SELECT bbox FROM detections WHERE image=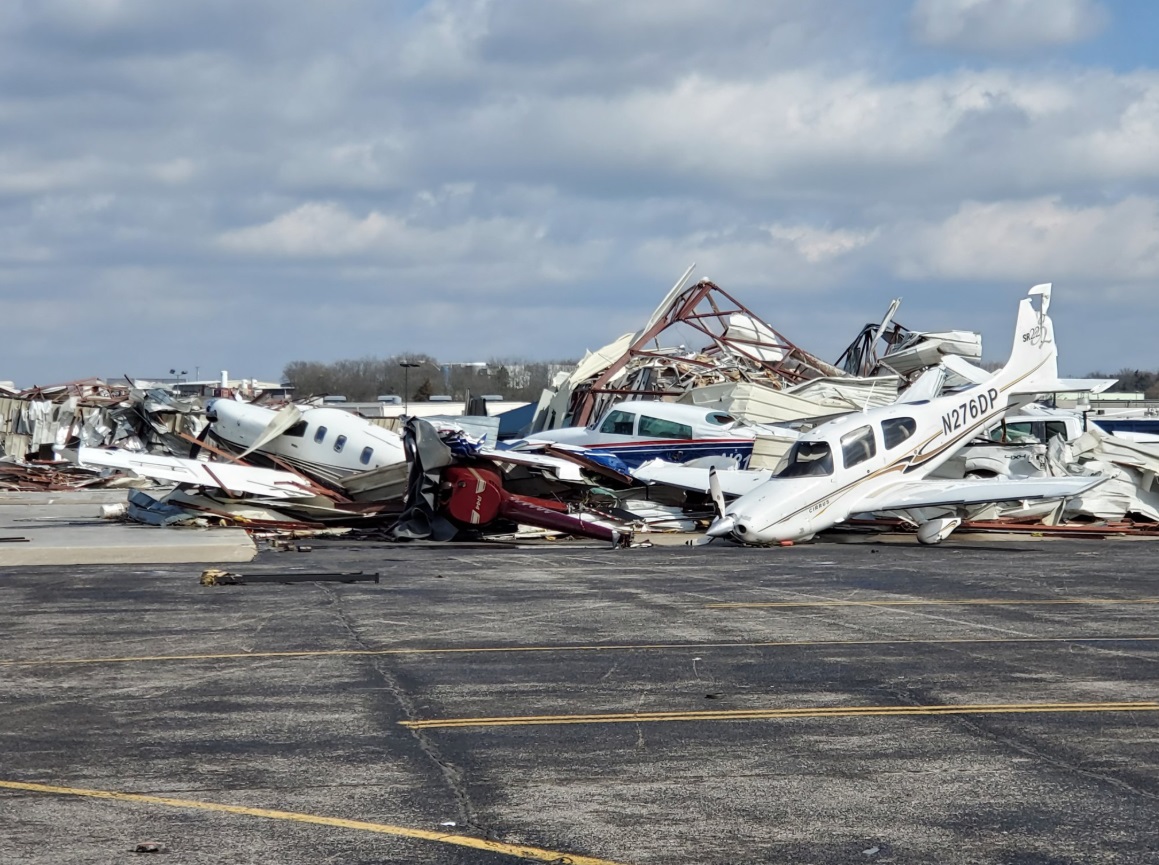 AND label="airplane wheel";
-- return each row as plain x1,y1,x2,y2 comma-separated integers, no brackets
916,517,962,545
